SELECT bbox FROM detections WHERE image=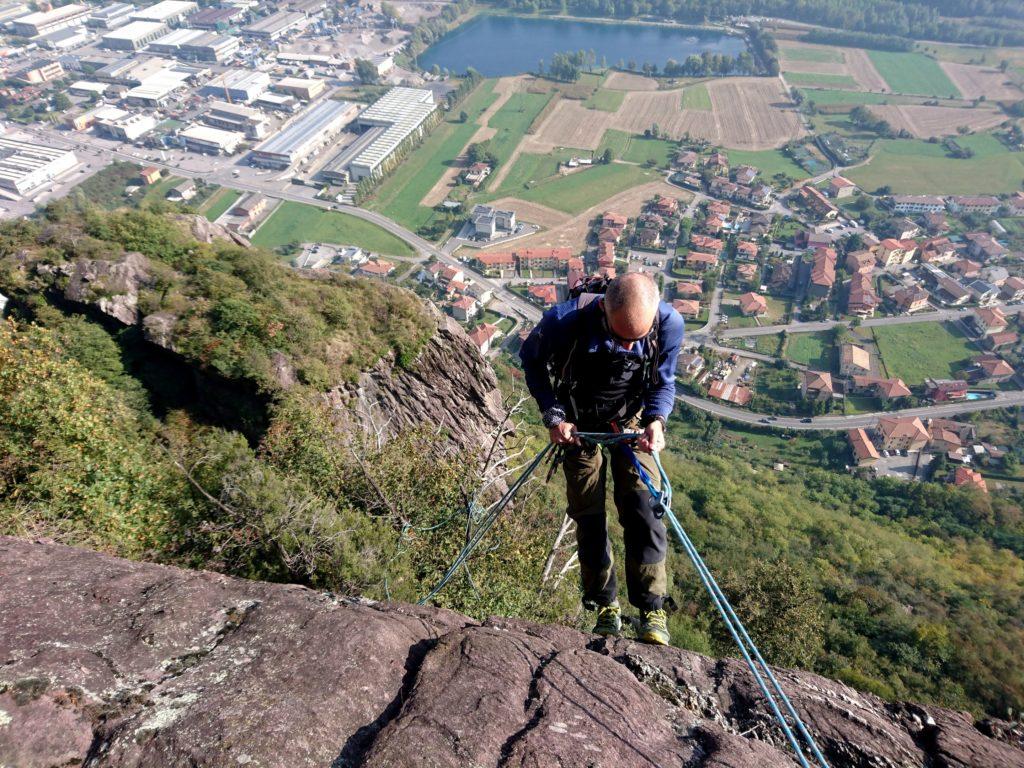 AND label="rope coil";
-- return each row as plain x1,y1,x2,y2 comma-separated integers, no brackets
419,432,830,768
